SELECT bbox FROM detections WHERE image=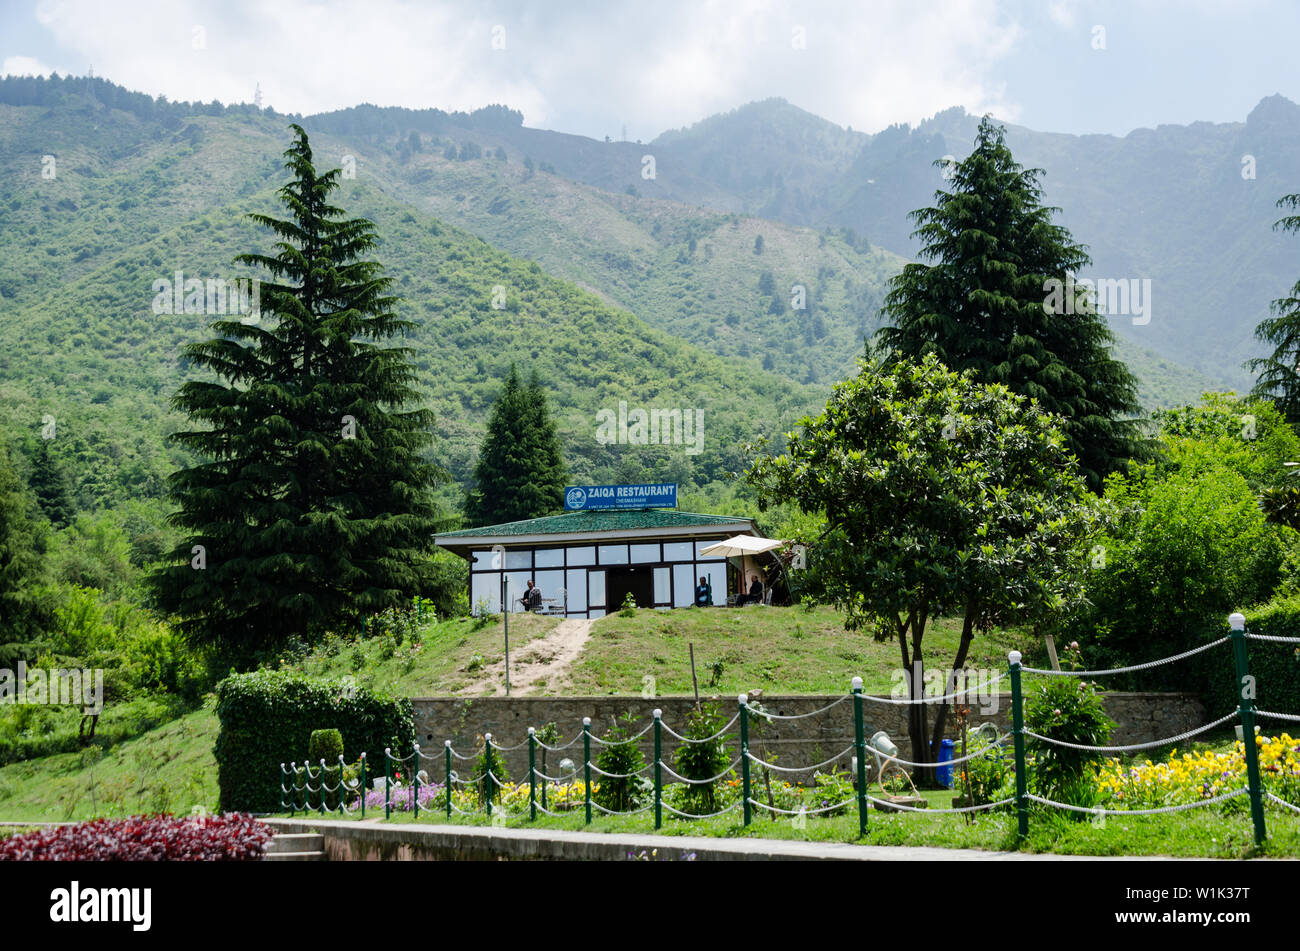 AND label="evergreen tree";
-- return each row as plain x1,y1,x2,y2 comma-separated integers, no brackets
0,441,53,645
876,117,1144,491
1248,192,1300,425
150,124,447,652
28,438,74,528
465,366,568,526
